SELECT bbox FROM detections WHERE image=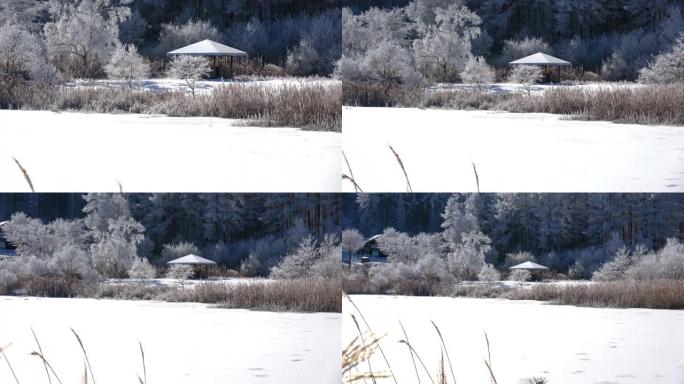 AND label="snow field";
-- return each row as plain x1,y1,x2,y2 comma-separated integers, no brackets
0,296,341,384
343,295,684,384
1,110,341,192
342,107,684,192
